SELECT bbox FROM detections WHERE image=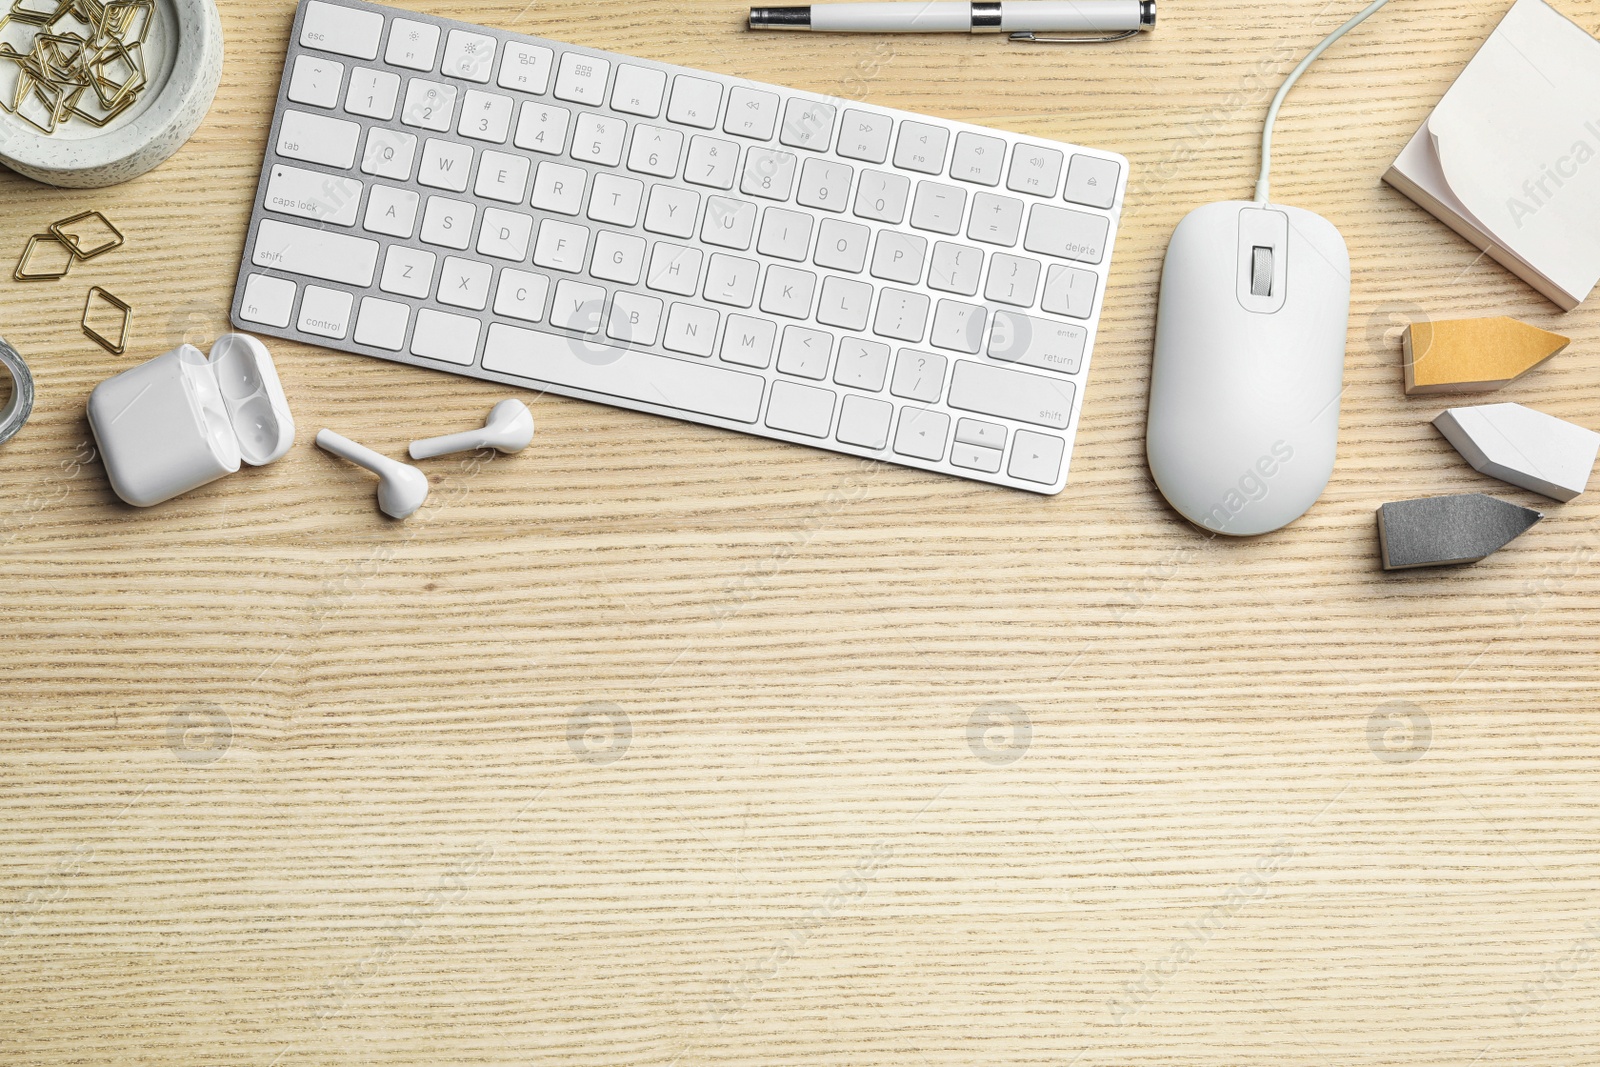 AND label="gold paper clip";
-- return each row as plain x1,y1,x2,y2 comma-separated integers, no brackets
13,231,75,280
81,285,132,354
49,209,123,260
